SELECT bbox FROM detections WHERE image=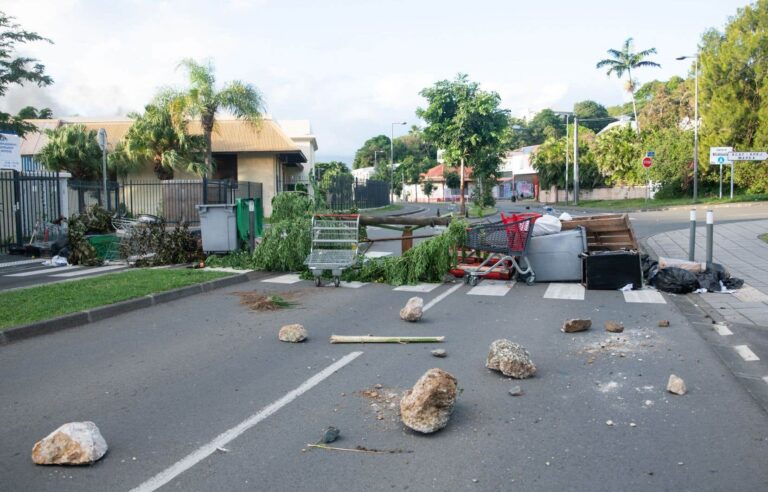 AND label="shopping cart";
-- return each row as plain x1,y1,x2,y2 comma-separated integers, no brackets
305,214,360,287
463,216,536,286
